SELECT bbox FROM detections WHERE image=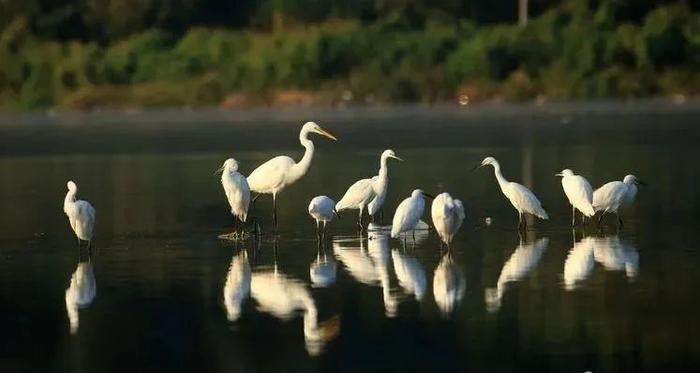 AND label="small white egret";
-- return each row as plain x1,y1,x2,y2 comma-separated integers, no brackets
63,181,96,247
217,158,251,227
476,157,548,229
593,174,646,228
336,150,402,229
431,192,466,247
308,196,337,237
555,169,595,226
433,253,466,317
223,250,251,322
65,259,97,334
391,189,433,239
247,121,337,229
